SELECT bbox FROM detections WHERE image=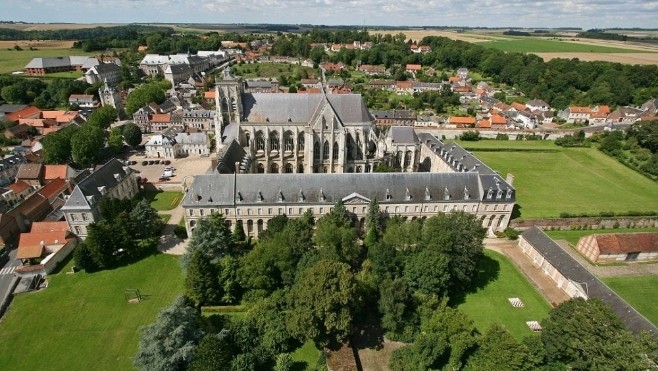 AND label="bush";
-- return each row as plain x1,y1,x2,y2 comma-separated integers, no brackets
174,225,188,239
460,130,481,141
503,227,519,240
